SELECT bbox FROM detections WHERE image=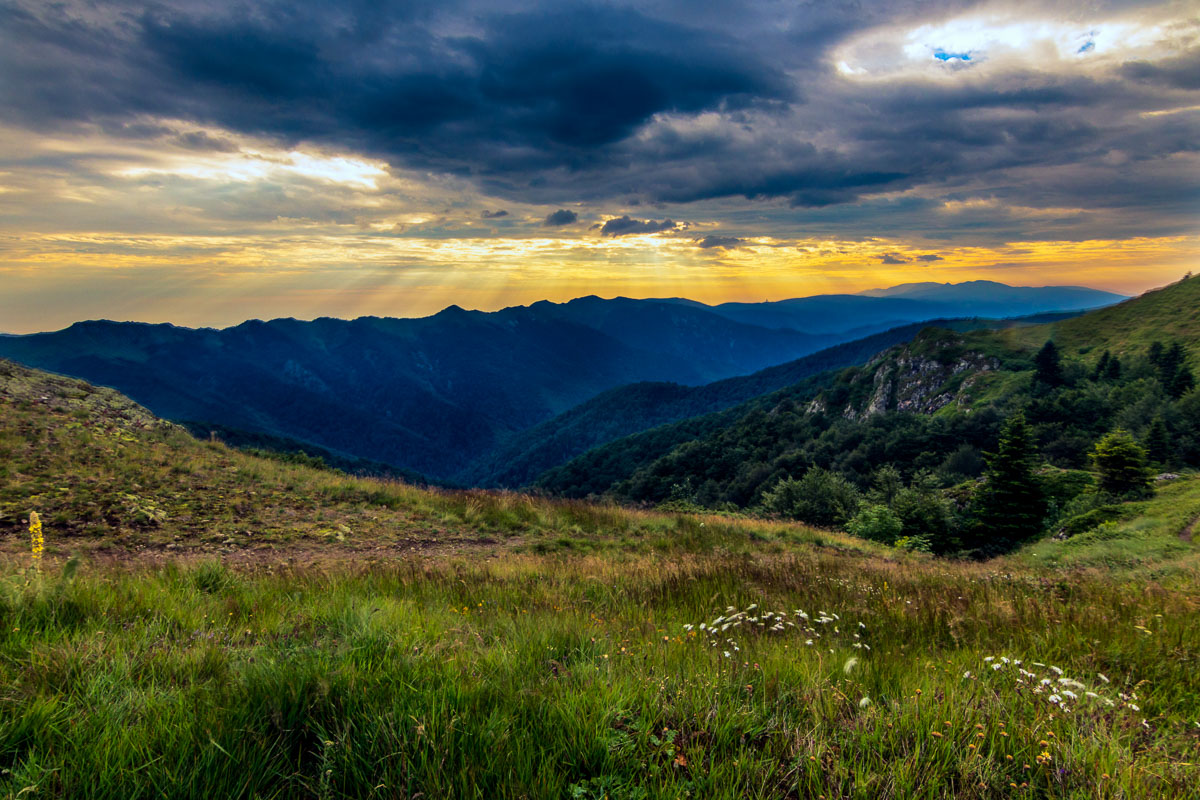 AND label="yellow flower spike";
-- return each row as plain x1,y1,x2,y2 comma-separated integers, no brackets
29,511,44,569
